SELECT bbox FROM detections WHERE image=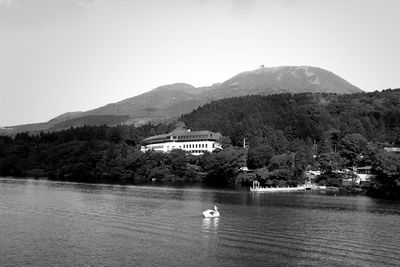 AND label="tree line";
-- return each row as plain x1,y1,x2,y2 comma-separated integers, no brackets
1,89,400,197
0,129,246,186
